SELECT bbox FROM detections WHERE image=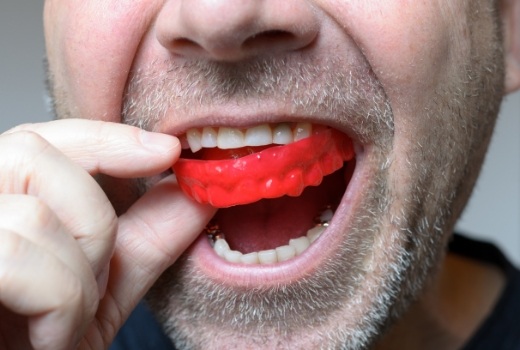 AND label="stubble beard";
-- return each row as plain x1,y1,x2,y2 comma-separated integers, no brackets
124,55,407,349
119,41,504,347
123,44,503,347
